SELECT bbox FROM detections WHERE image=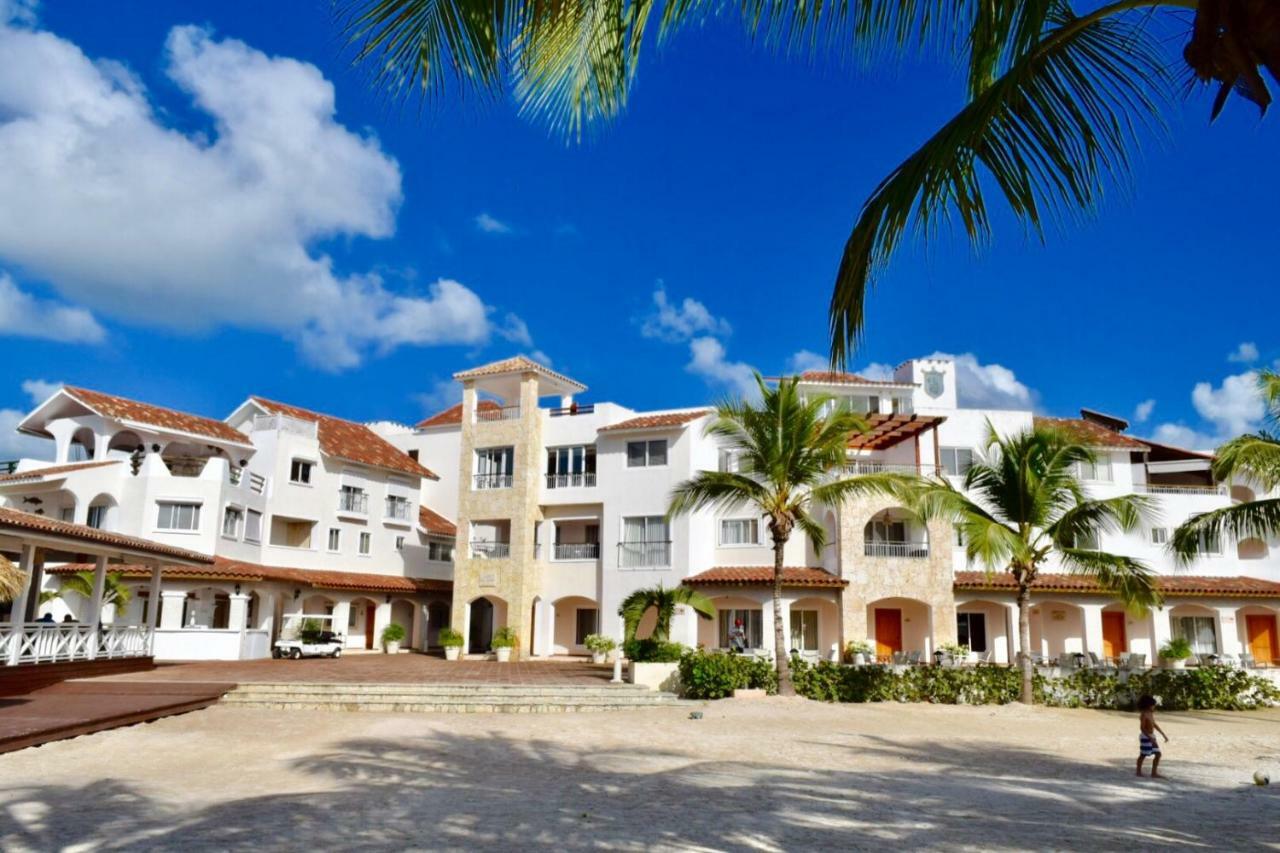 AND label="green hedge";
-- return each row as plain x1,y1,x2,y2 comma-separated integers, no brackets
625,638,688,663
679,649,778,699
790,659,1024,704
1038,666,1280,711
